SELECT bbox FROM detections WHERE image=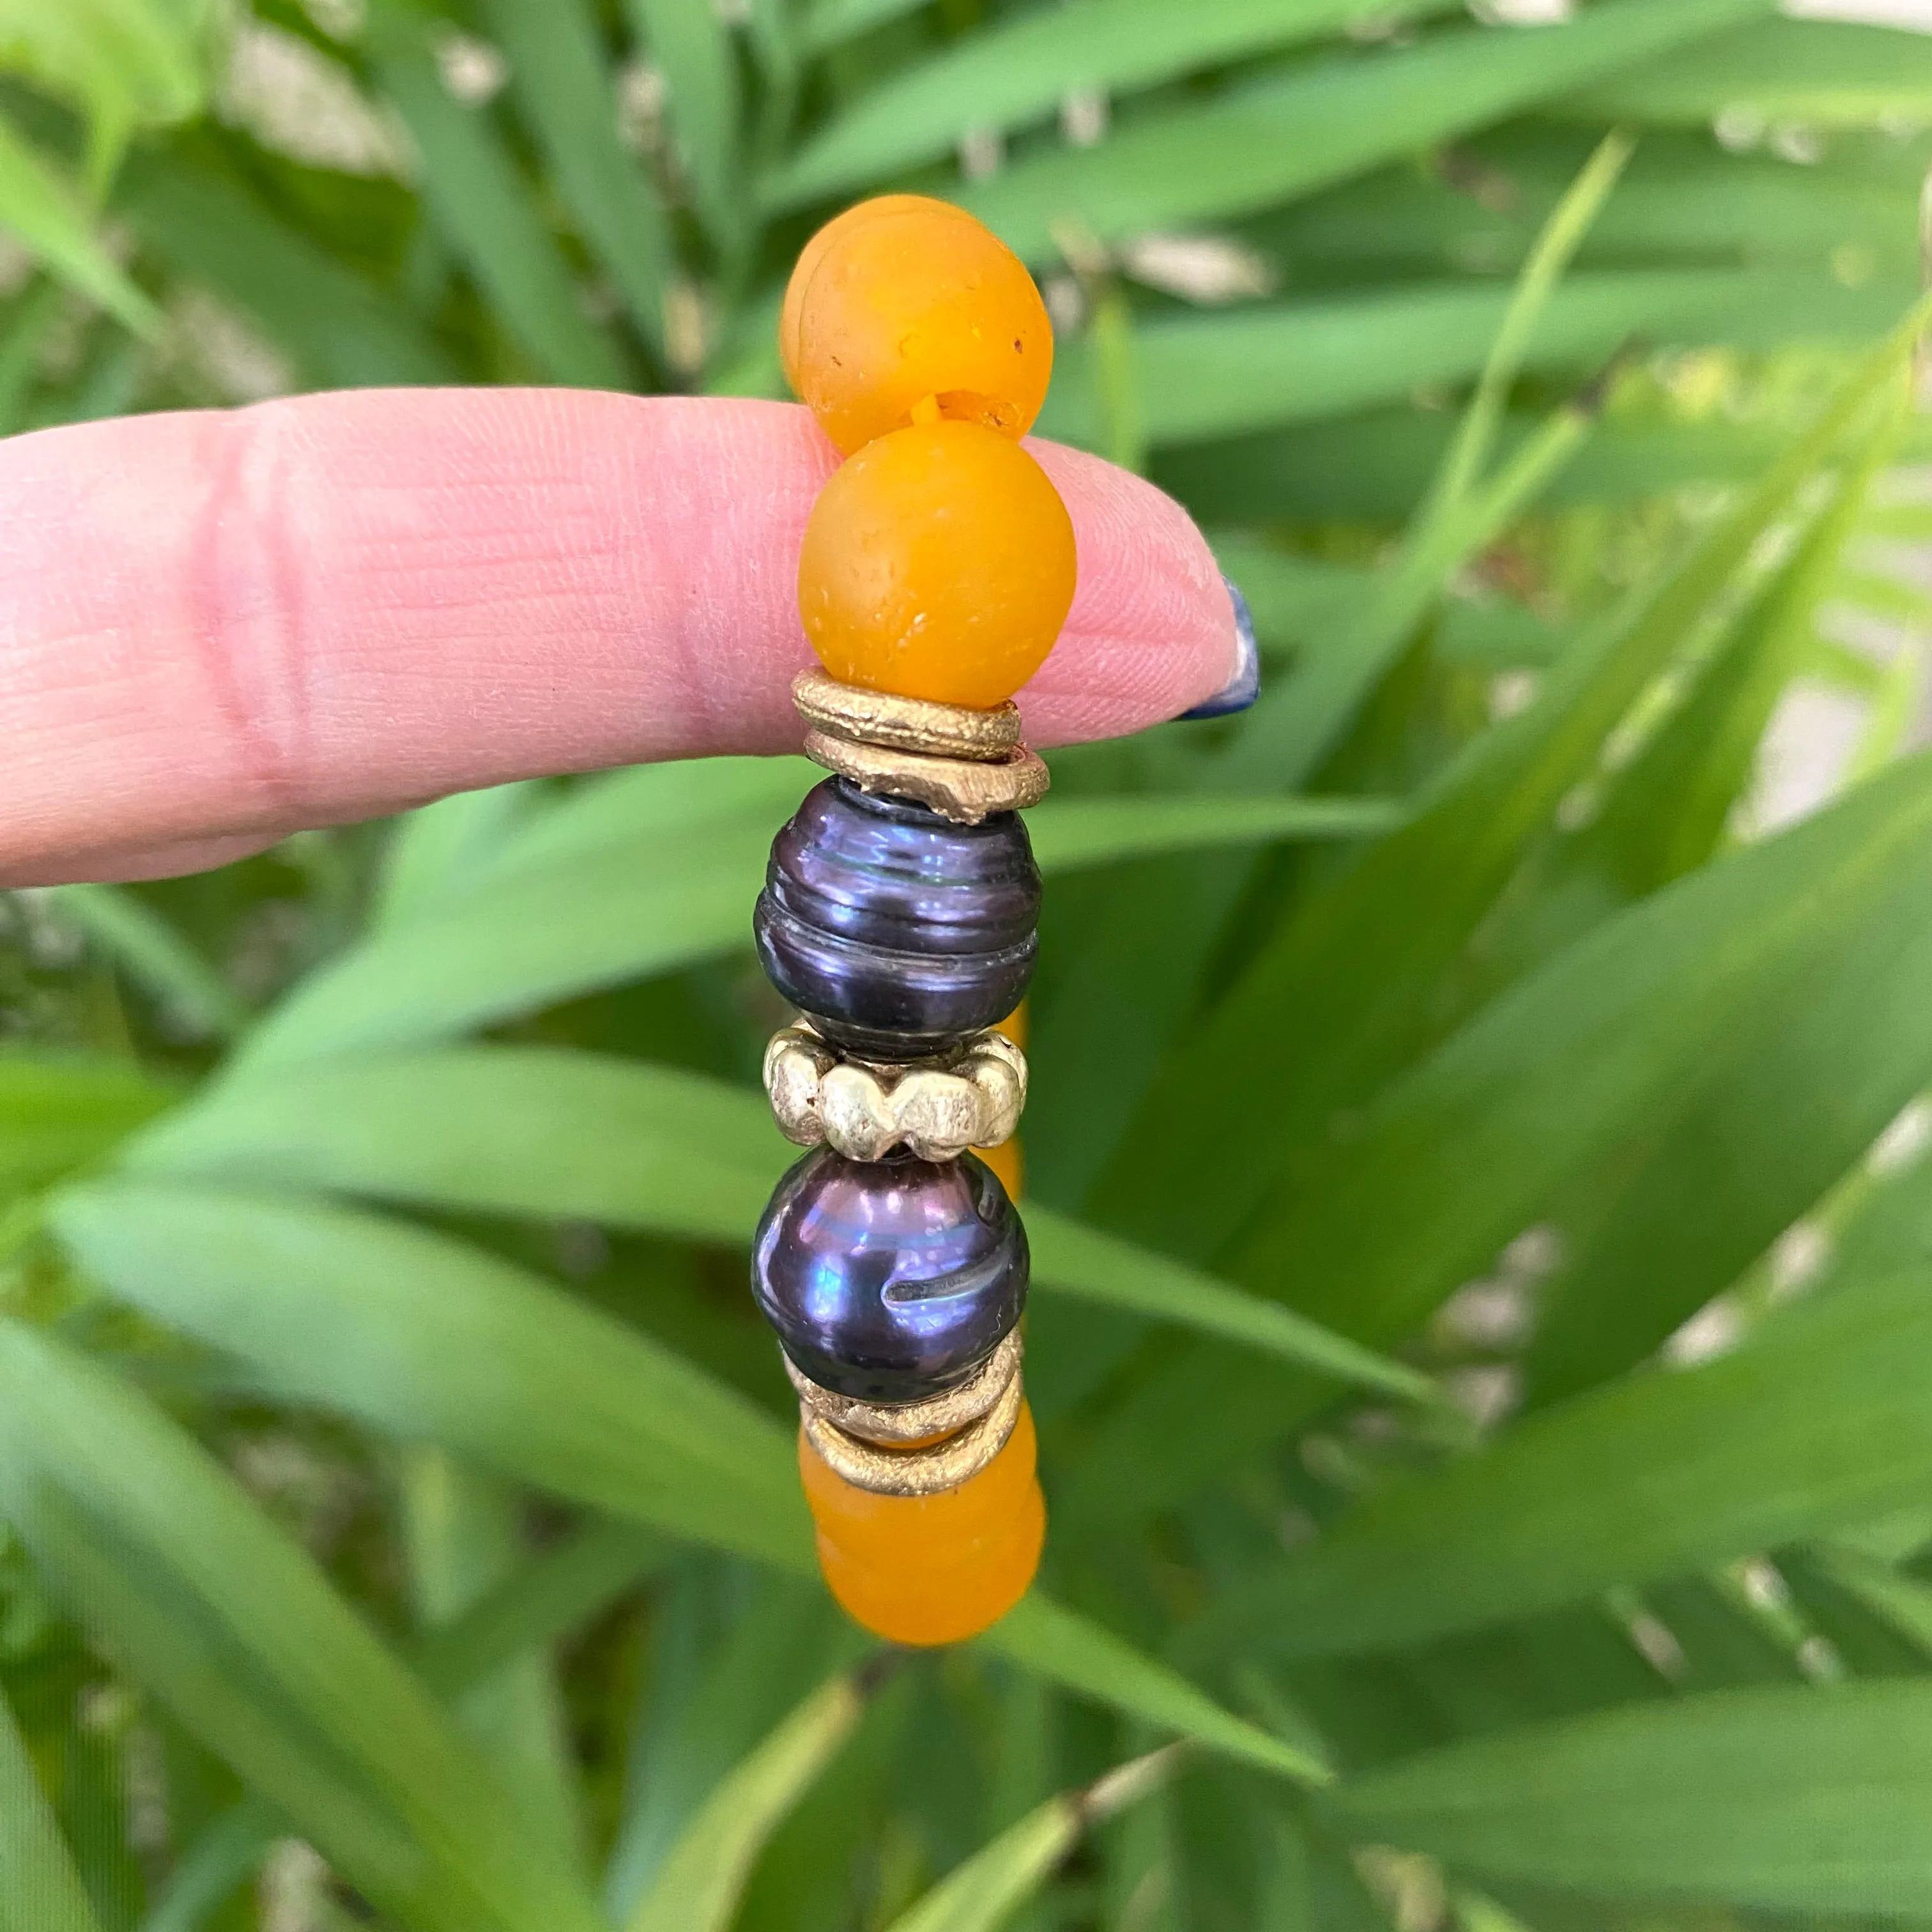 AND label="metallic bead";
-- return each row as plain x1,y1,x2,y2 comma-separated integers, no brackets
754,778,1040,1061
802,731,1050,825
801,1367,1023,1496
750,1145,1027,1404
785,1327,1023,1446
792,668,1022,763
763,1023,1025,1162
